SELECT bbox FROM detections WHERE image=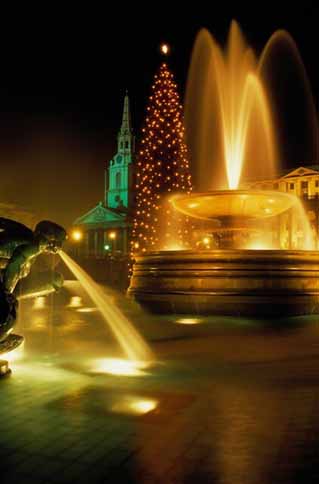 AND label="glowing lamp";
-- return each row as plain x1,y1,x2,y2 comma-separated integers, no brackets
109,231,116,240
104,244,110,251
160,43,170,55
71,230,83,242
